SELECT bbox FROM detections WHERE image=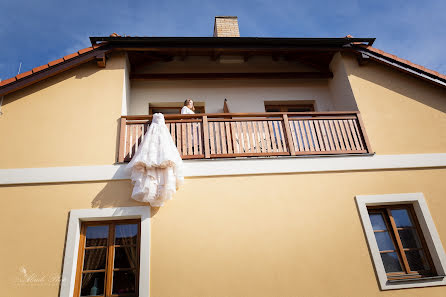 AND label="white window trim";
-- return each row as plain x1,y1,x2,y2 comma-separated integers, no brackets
356,193,446,290
59,206,151,297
